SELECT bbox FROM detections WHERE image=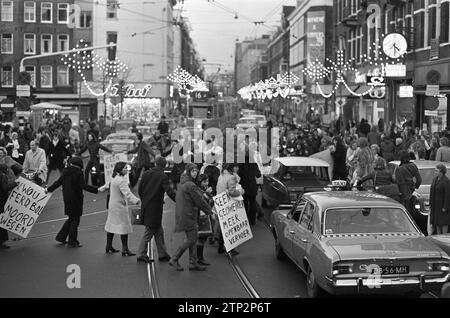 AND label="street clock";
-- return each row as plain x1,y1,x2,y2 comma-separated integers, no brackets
382,33,408,58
